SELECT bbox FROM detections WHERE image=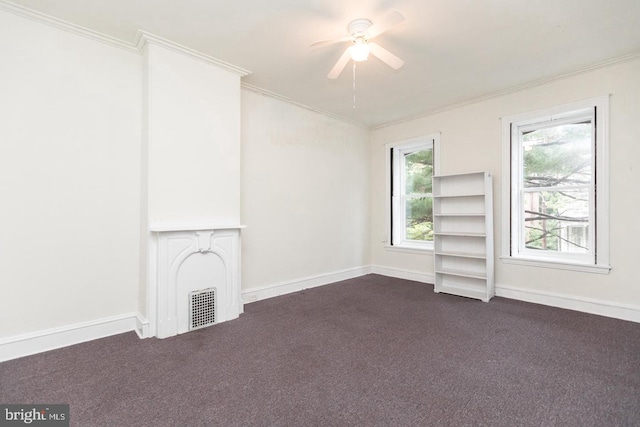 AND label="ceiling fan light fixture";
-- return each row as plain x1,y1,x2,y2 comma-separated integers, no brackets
321,12,405,79
349,38,370,61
